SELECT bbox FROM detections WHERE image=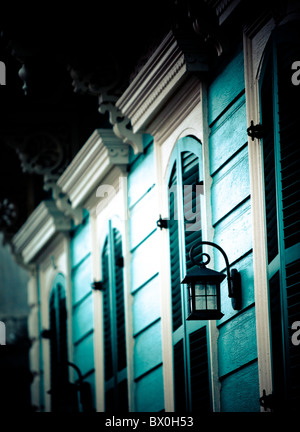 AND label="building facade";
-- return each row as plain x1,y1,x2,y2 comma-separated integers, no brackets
7,0,300,412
